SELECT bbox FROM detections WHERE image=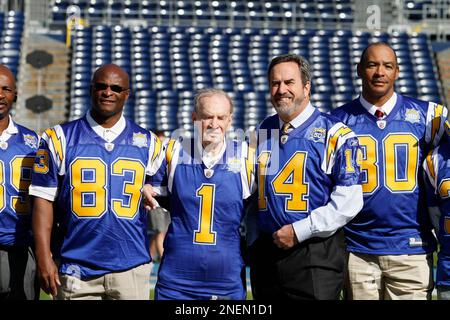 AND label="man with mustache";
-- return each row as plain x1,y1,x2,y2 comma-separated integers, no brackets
29,64,163,299
332,43,448,299
249,54,363,300
0,65,39,300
